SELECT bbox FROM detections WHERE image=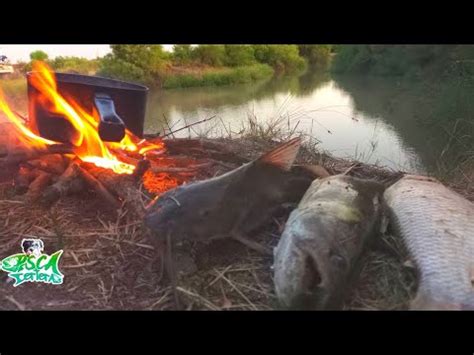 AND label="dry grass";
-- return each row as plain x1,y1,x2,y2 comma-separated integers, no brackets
0,136,469,310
